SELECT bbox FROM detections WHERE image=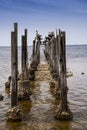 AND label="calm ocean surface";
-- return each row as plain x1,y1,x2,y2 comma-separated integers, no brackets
0,45,87,130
